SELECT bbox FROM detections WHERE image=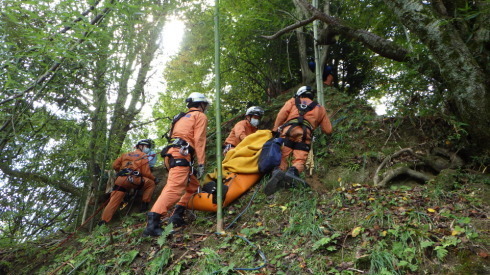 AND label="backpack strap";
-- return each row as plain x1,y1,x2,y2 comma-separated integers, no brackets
282,98,318,142
163,110,200,142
